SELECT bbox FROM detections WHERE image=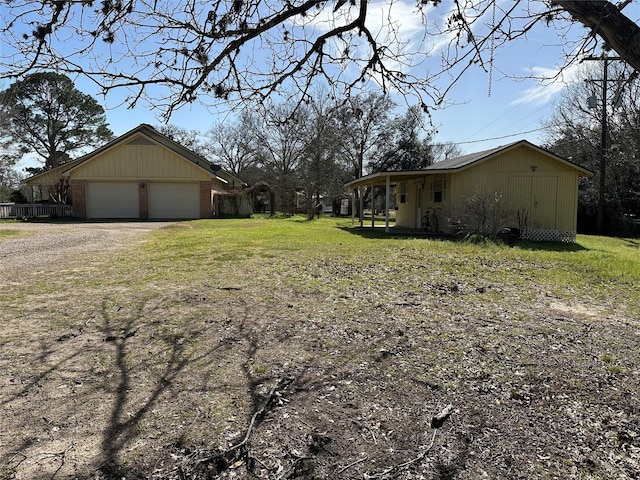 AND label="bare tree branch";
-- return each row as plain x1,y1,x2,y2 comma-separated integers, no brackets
2,1,640,118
